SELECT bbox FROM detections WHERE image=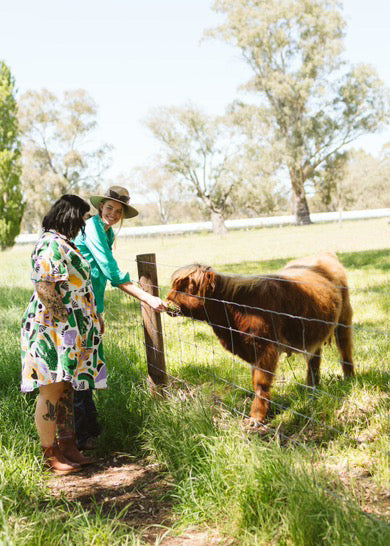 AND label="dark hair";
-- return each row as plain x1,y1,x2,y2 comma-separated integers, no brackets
42,194,90,240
